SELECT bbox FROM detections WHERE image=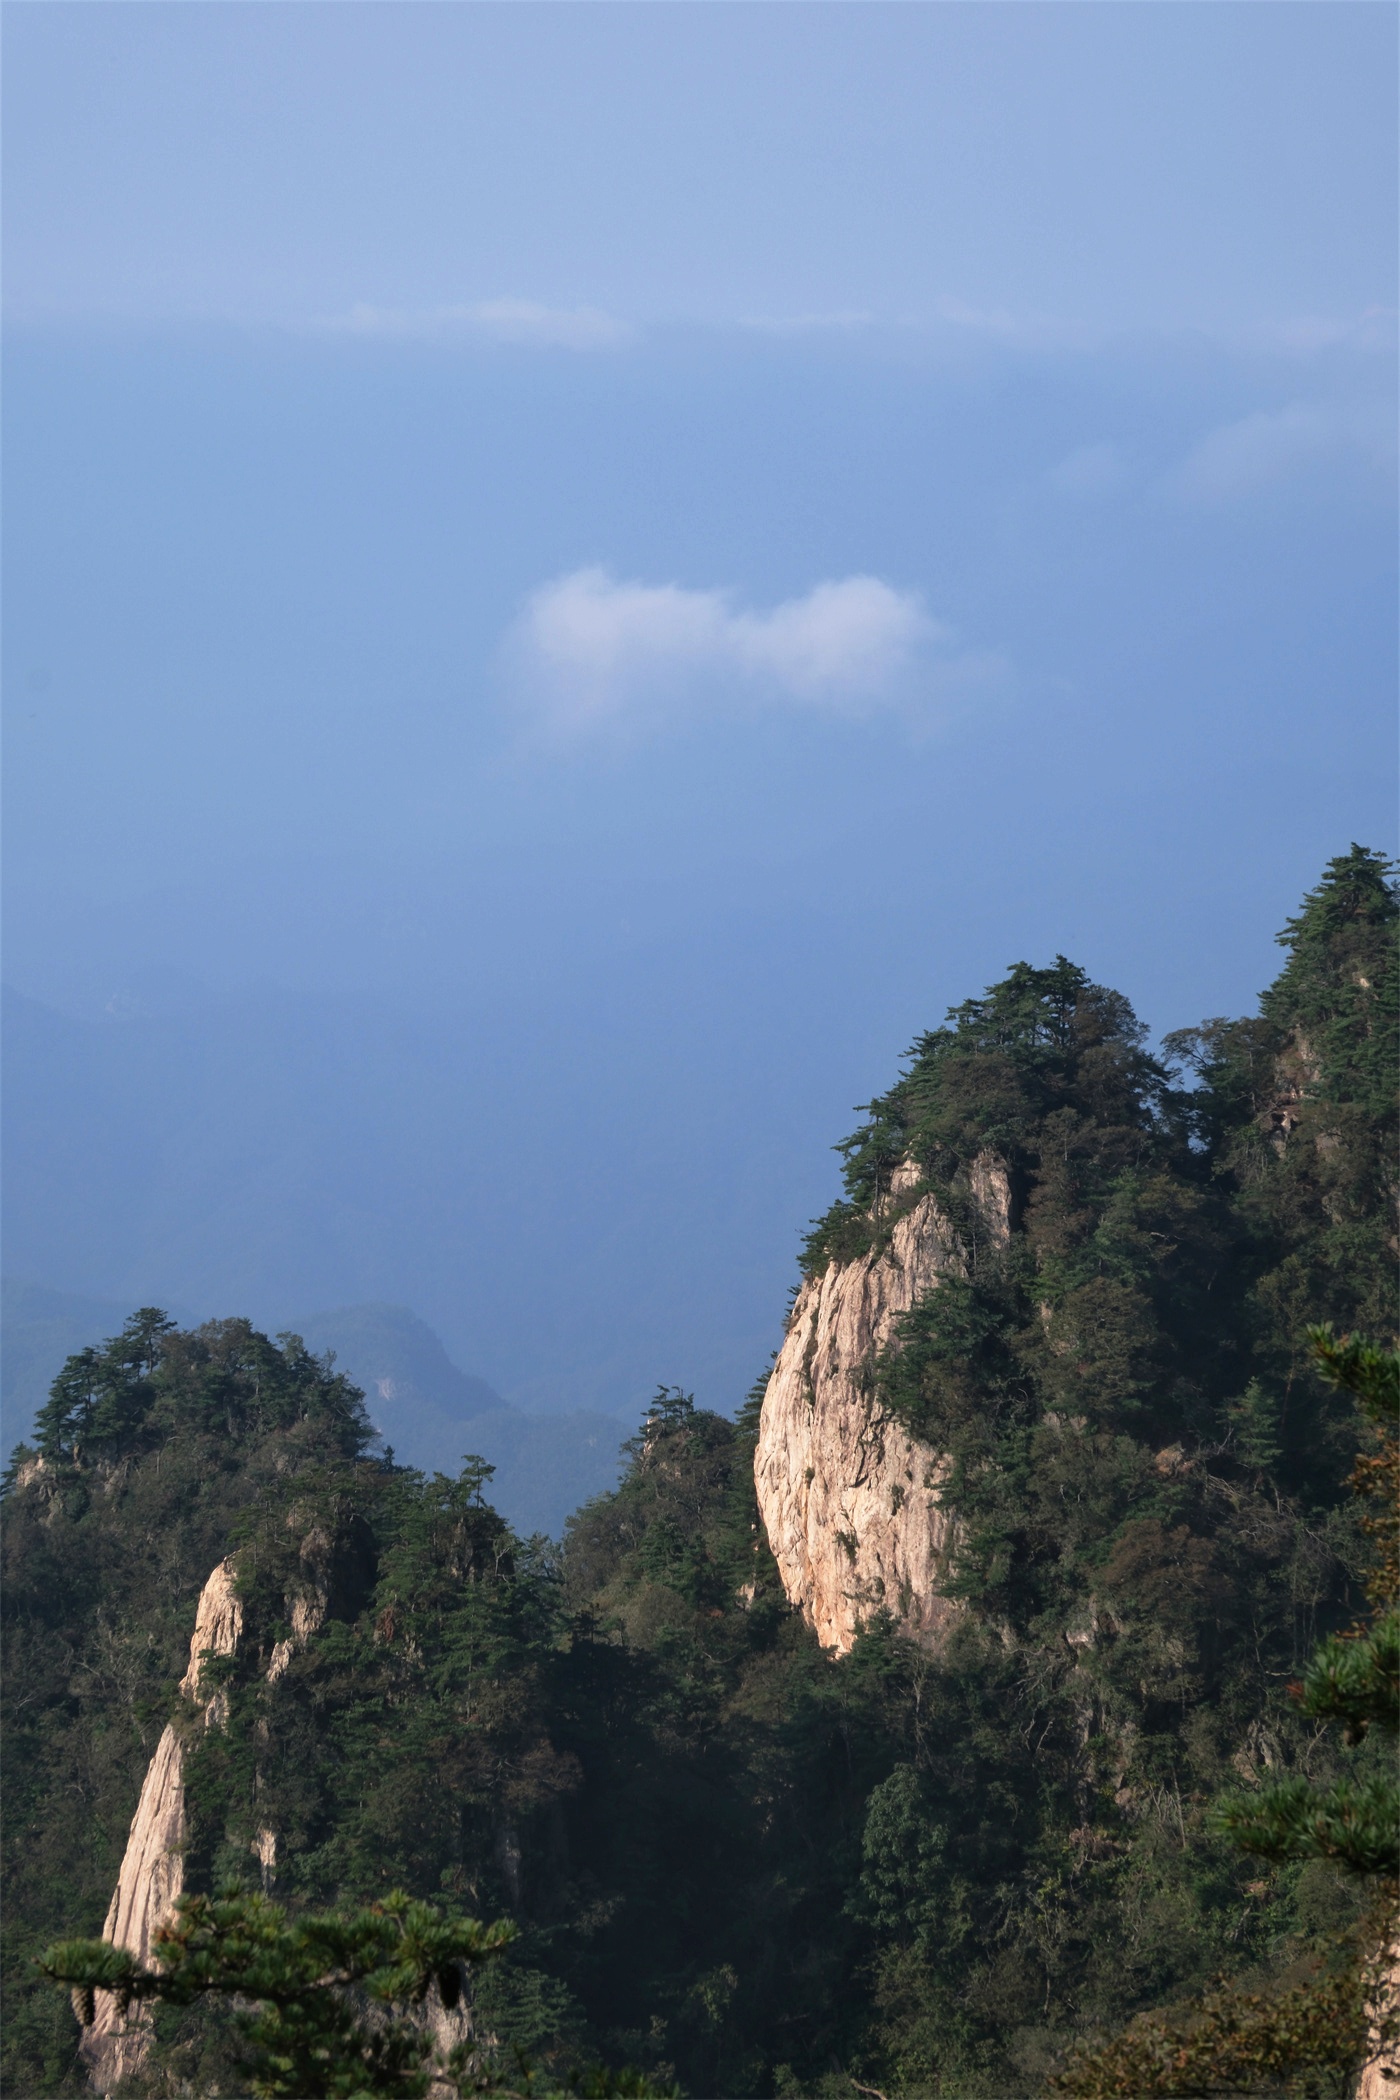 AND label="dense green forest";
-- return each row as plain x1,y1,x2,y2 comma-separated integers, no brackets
3,846,1396,2098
